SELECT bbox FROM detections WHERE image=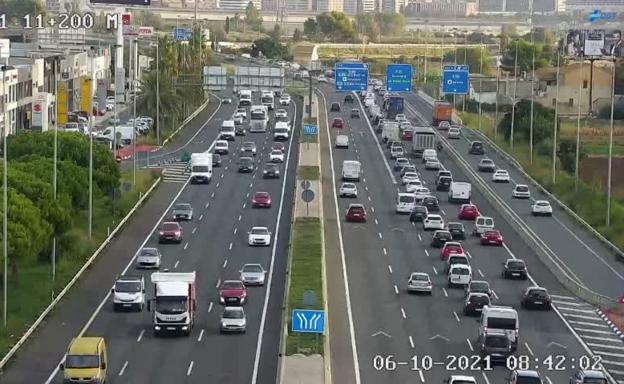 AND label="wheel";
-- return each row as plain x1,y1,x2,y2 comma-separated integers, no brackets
447,280,453,288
